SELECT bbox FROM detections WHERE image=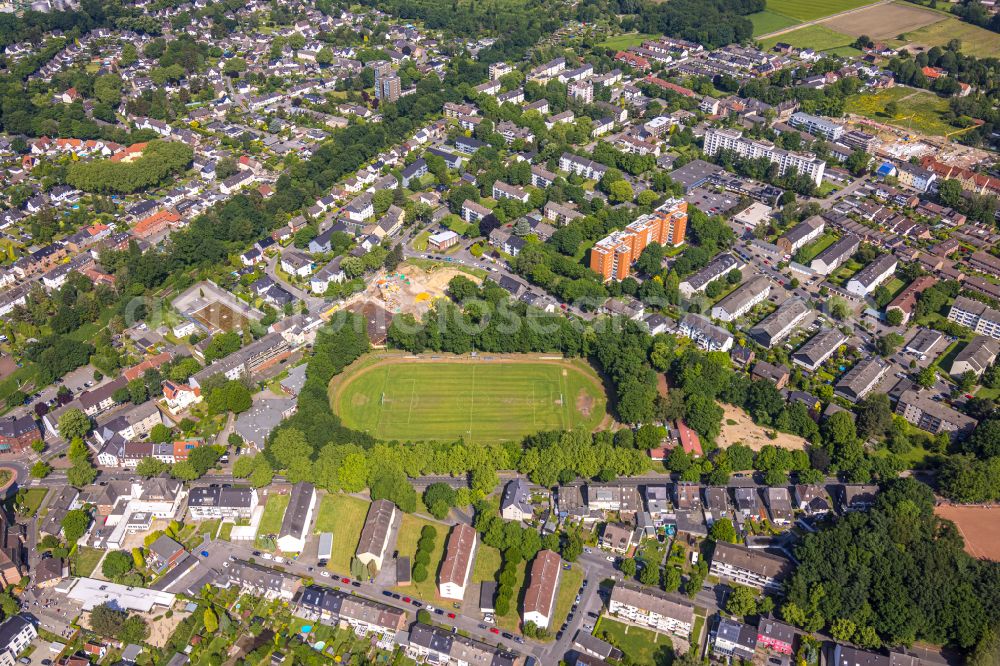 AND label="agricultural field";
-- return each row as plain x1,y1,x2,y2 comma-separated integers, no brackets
893,15,1000,58
823,1,942,40
331,354,607,443
761,25,861,55
764,0,875,21
750,10,801,37
844,87,955,137
314,493,369,575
